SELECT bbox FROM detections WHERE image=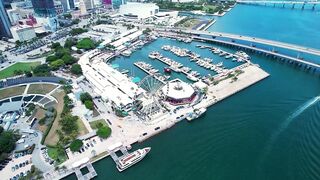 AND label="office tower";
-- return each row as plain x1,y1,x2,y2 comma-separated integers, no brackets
31,0,56,17
0,0,12,38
